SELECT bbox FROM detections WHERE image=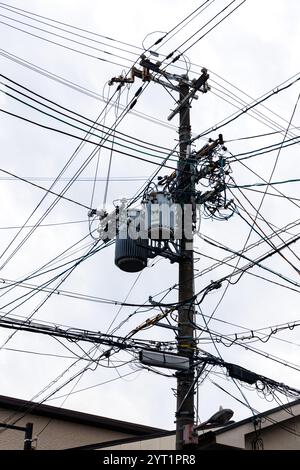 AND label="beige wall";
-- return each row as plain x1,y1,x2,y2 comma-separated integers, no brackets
216,405,300,450
1,404,299,450
0,408,134,450
245,417,300,450
102,435,176,450
100,413,300,450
